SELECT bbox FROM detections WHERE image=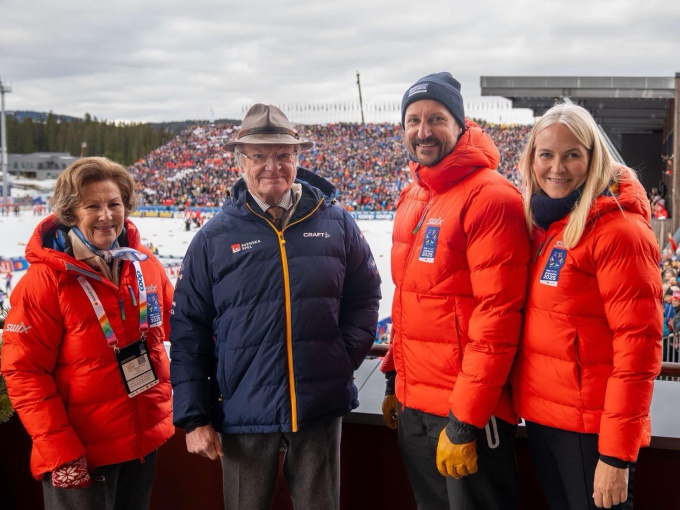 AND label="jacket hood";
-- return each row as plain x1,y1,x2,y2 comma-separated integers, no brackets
589,165,651,222
25,214,143,273
225,167,336,215
409,119,501,194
